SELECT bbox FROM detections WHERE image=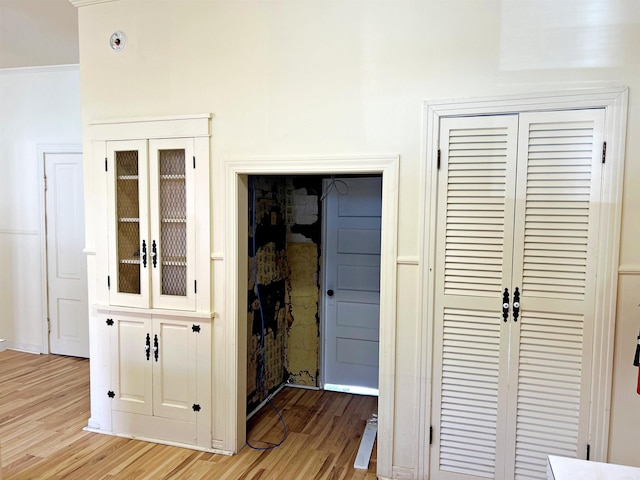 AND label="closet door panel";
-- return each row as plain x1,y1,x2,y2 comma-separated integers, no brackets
505,109,605,479
431,115,519,479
